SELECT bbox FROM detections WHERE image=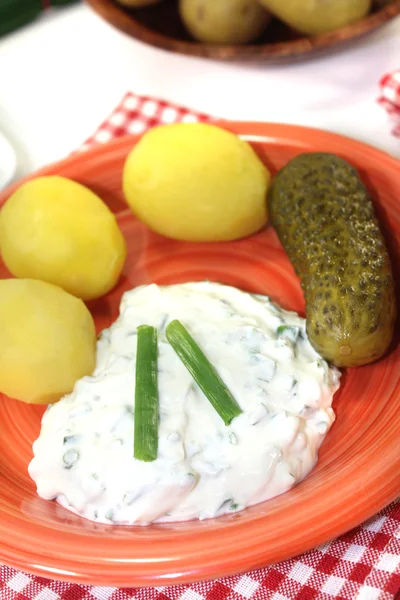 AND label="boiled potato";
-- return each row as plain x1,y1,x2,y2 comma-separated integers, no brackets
123,123,270,242
257,0,371,35
179,0,271,44
0,176,127,301
0,279,96,404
